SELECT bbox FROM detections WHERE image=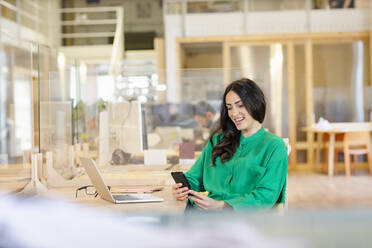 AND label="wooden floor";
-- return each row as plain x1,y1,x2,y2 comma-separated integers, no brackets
288,171,372,209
